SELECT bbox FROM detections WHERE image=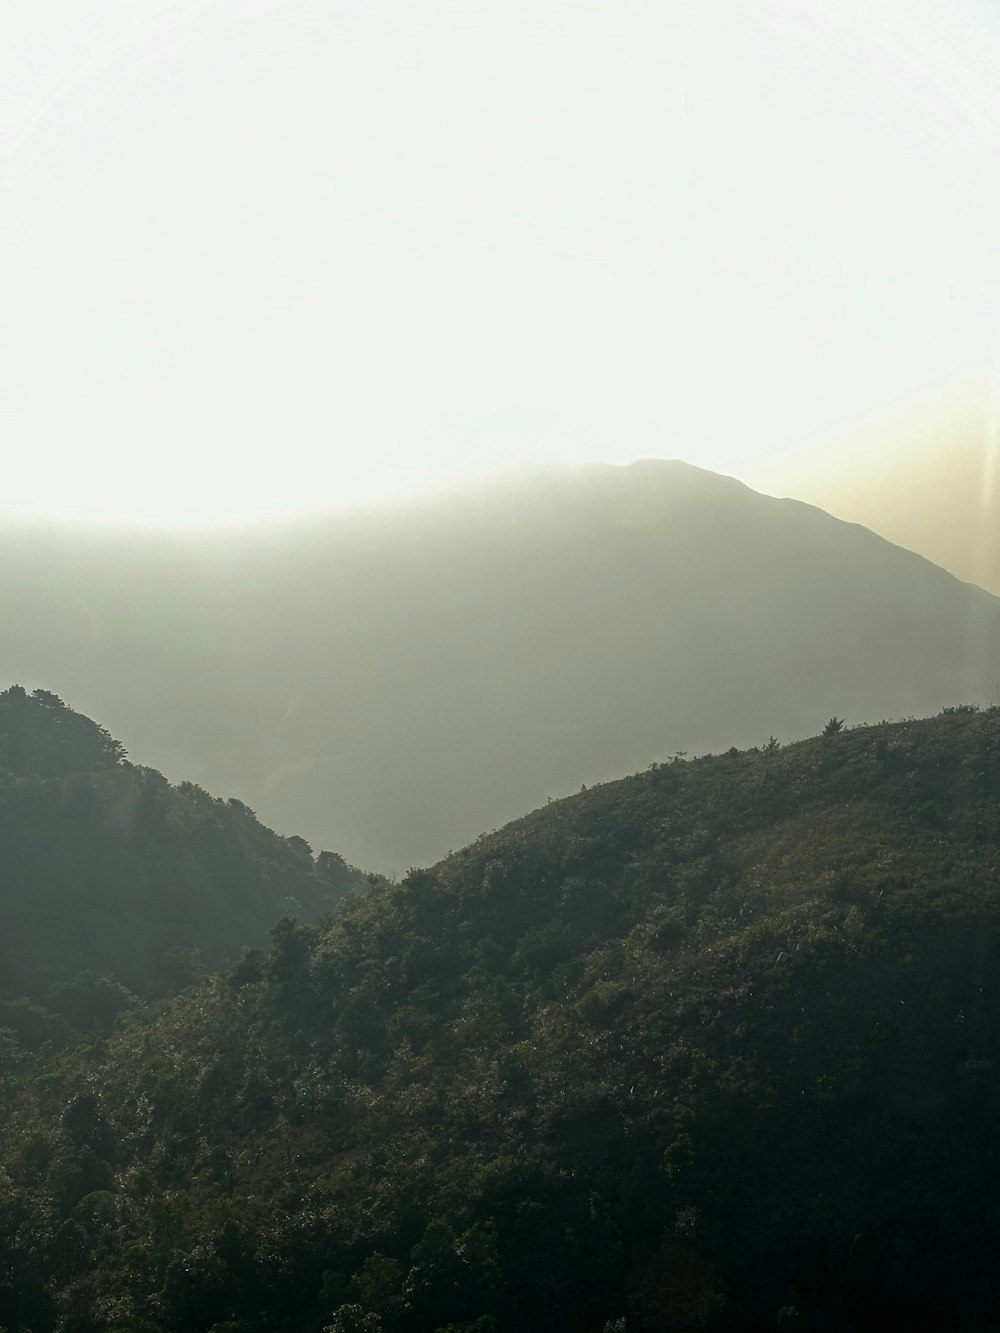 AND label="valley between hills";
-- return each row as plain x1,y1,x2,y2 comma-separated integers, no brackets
9,1,1000,1326
3,688,1000,1332
4,470,1000,1332
4,461,1000,875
